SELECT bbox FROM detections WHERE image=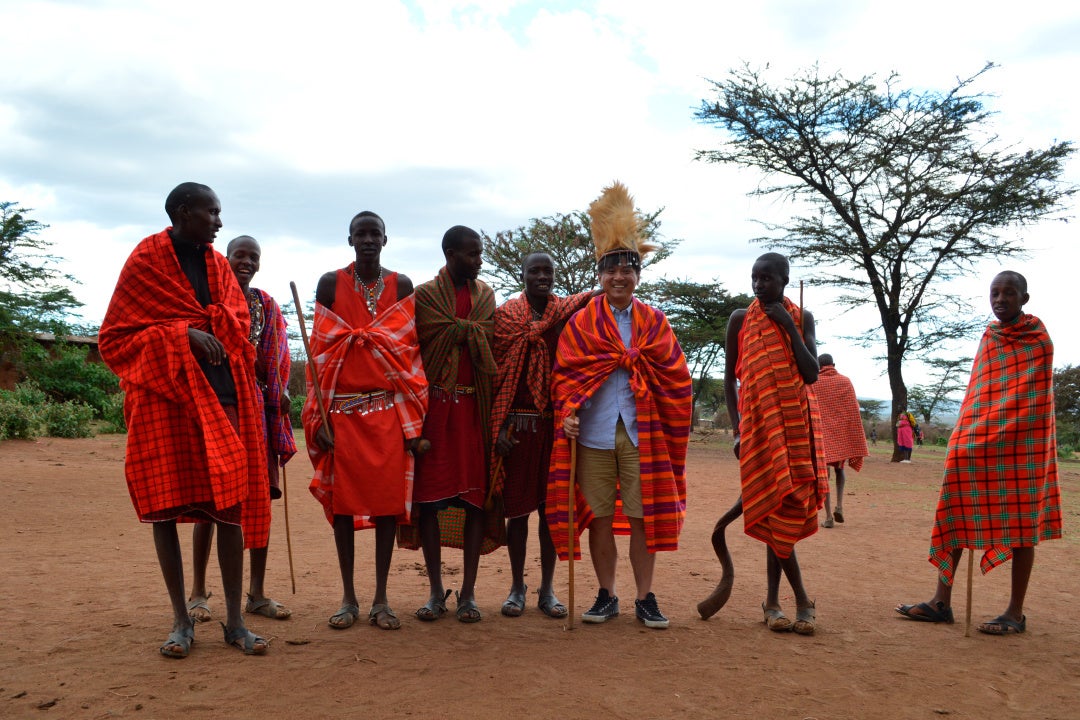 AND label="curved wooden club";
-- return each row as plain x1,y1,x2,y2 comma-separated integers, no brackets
697,497,743,619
